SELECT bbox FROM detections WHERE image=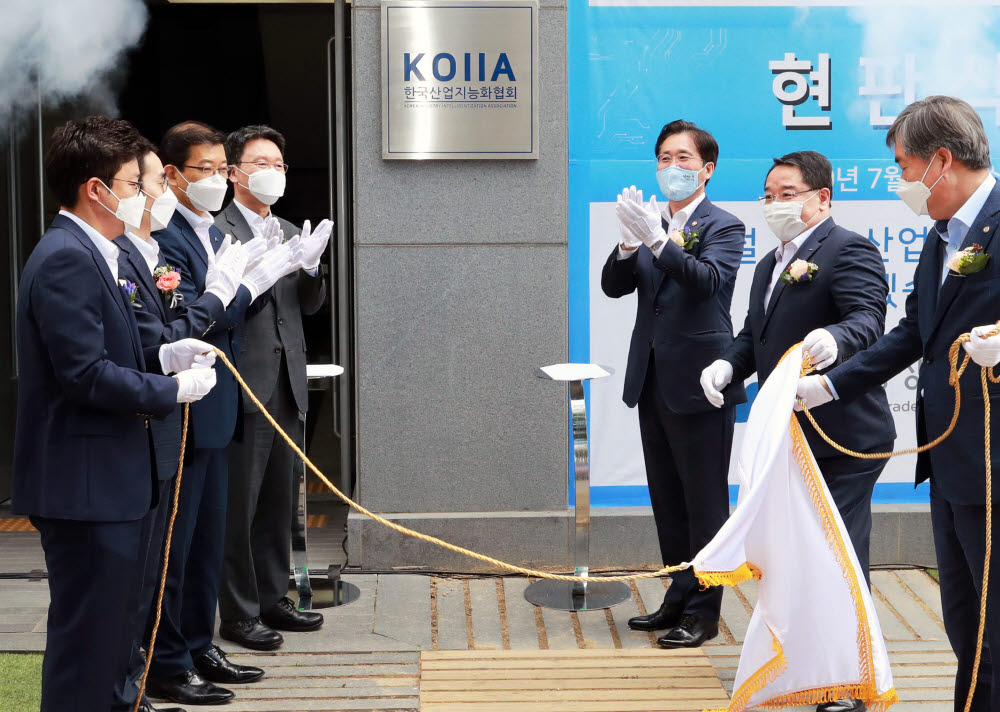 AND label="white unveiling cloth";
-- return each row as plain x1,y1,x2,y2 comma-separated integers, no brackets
690,344,897,712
